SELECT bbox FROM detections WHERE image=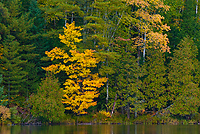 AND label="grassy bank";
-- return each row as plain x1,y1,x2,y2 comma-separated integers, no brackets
1,108,200,125
59,112,200,125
